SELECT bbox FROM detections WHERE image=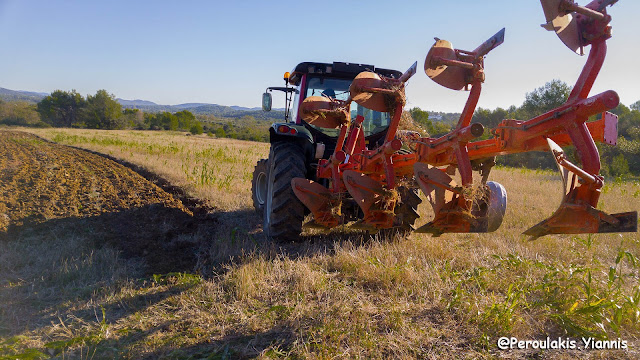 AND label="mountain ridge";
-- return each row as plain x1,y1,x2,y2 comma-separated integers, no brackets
0,87,265,112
